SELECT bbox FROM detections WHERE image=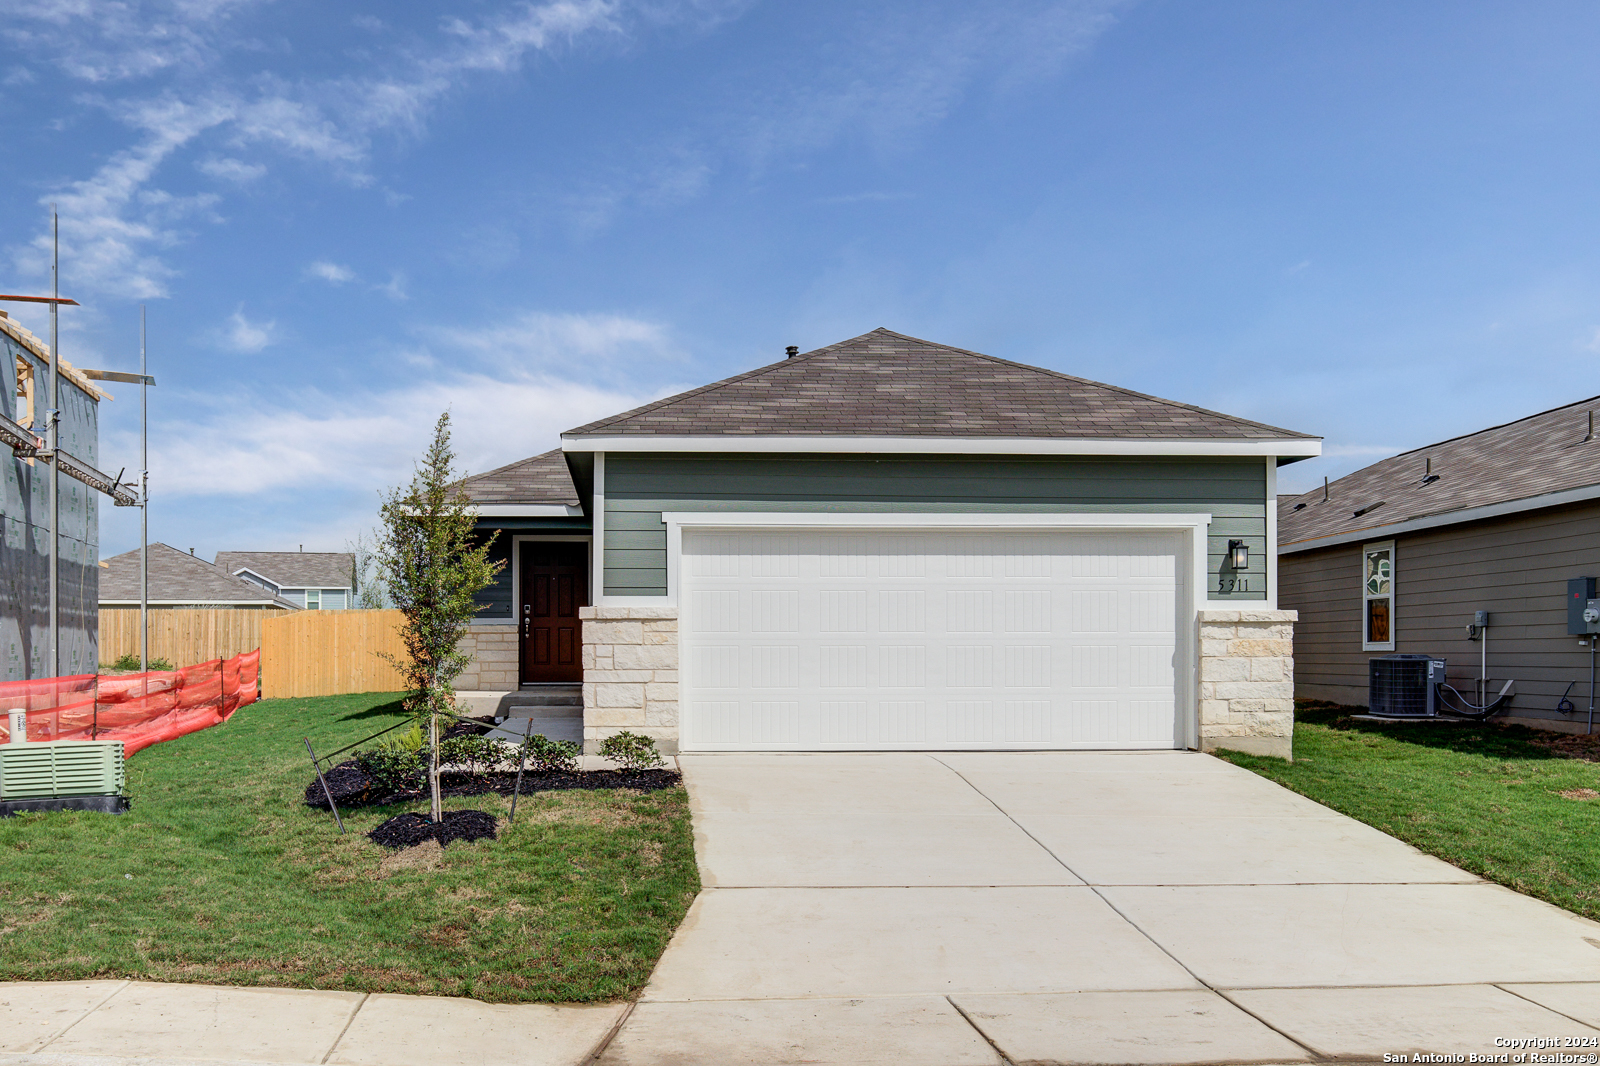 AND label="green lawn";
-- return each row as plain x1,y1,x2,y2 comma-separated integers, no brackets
1215,703,1600,922
0,692,699,1003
